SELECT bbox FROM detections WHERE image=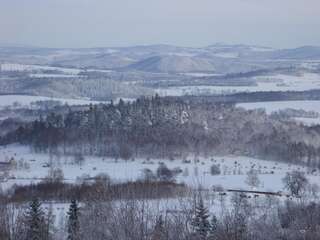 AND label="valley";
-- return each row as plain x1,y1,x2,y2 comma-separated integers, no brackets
1,44,320,239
